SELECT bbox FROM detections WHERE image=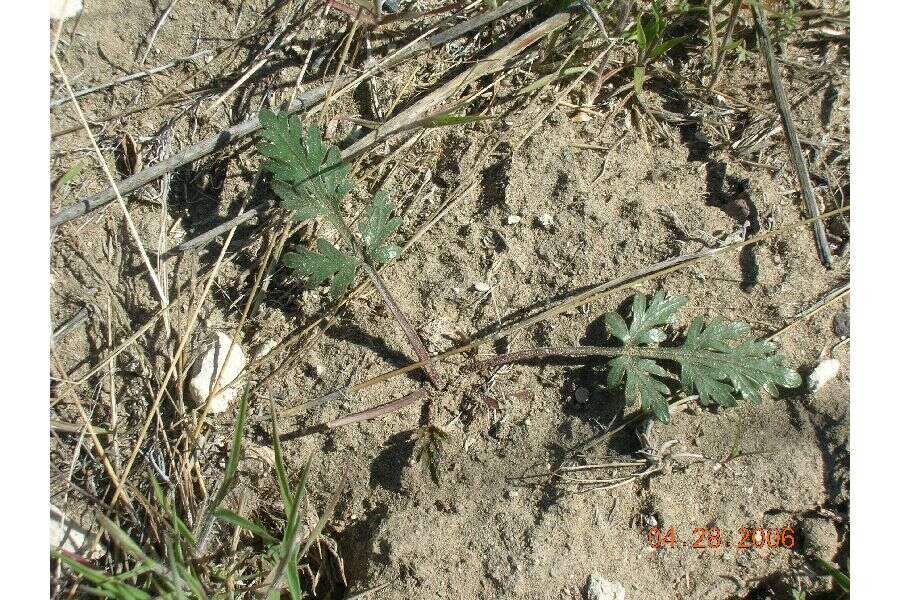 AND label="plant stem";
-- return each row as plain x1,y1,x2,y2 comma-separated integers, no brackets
361,263,443,389
472,344,784,375
327,387,428,429
708,0,740,89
